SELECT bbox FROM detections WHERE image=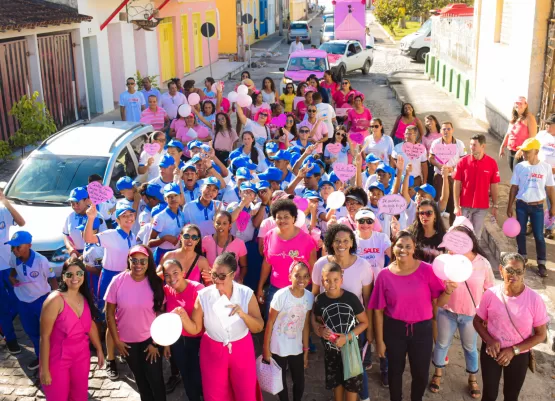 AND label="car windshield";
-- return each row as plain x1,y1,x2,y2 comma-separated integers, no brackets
287,57,327,72
319,42,346,55
6,154,108,203
325,25,334,33
290,23,307,30
416,19,432,34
